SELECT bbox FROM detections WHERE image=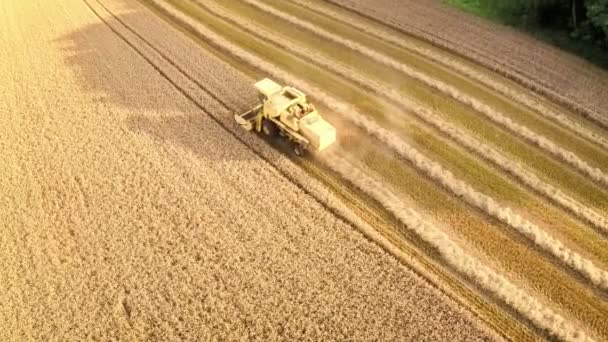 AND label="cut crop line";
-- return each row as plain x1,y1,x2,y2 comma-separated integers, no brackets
245,0,608,190
91,1,232,110
147,1,601,338
290,0,608,152
199,0,608,281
